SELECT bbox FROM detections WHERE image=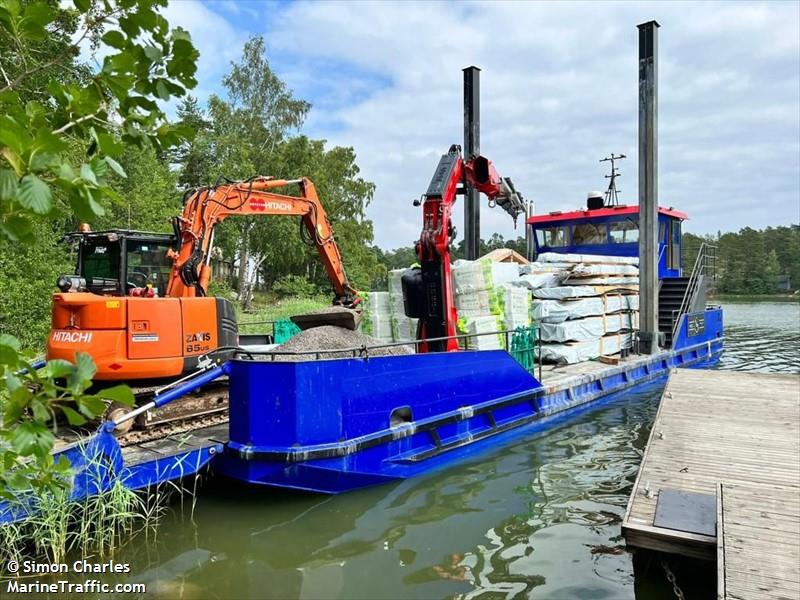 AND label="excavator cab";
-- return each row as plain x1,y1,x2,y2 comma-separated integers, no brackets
49,229,239,382
64,230,176,297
